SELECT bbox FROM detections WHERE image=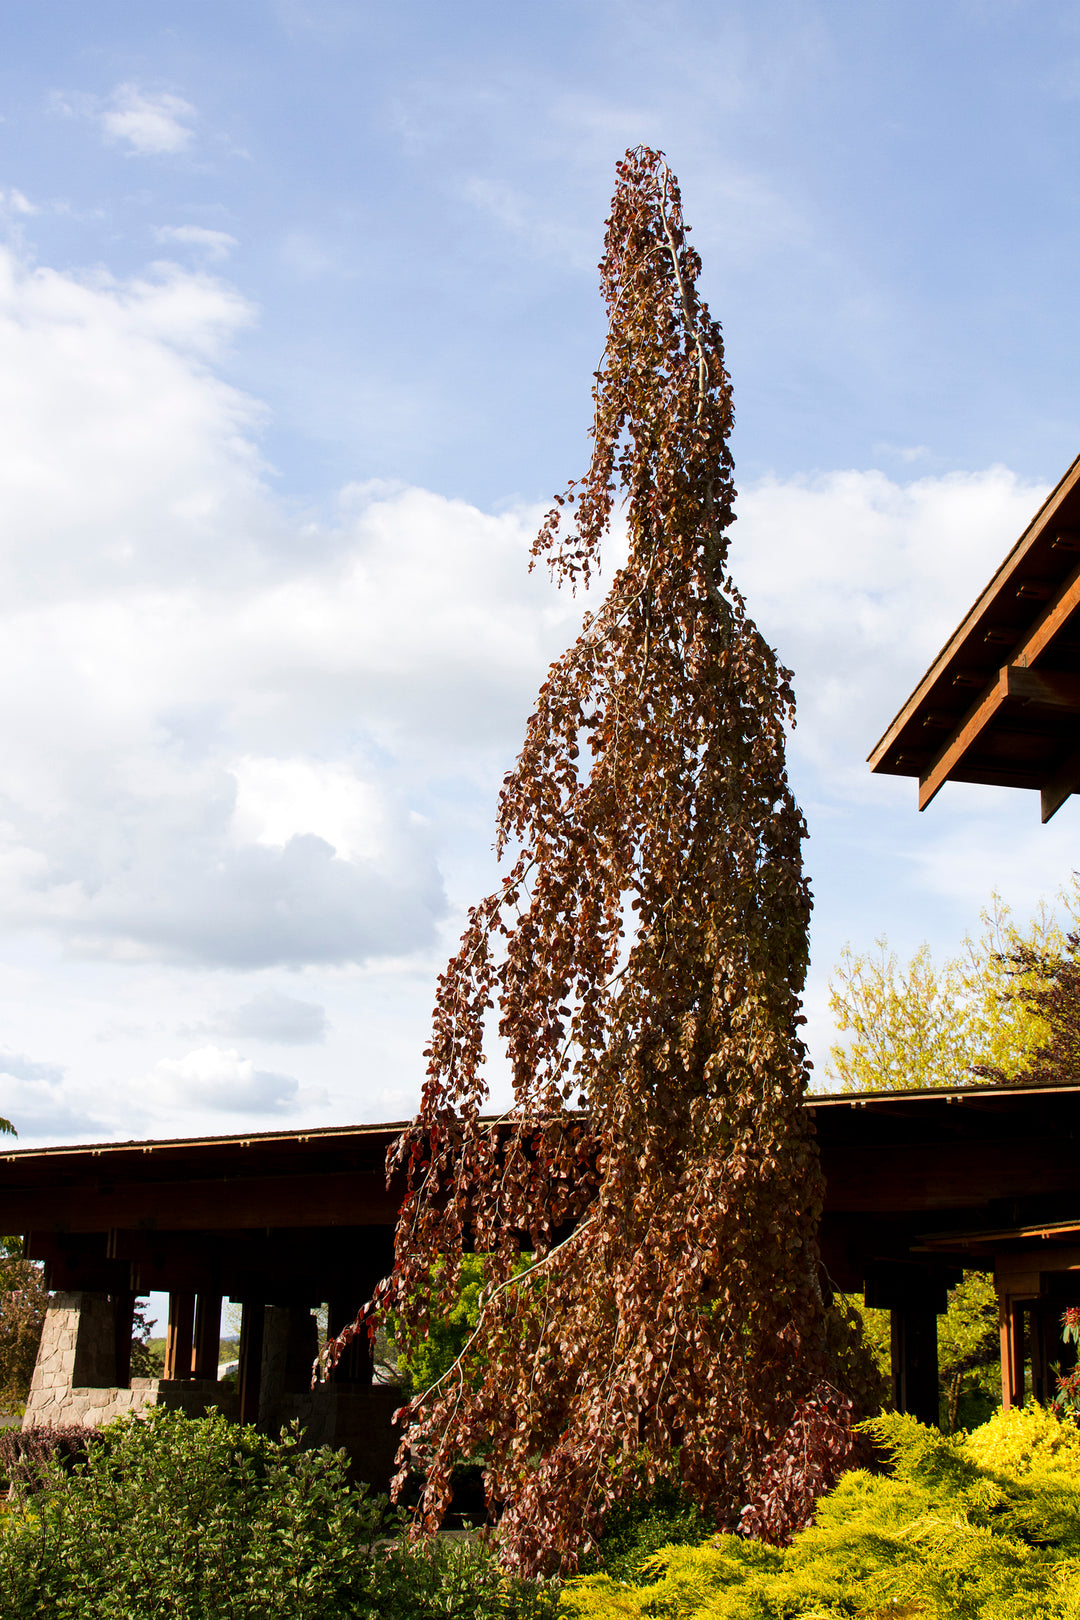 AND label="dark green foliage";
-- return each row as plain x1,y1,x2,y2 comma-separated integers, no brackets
368,1535,560,1619
0,1407,388,1618
561,1405,1080,1618
0,1406,561,1618
577,1481,712,1583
